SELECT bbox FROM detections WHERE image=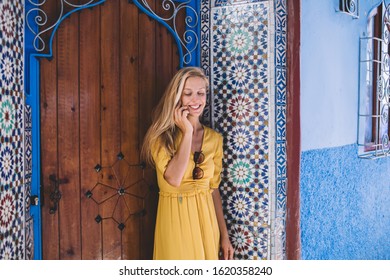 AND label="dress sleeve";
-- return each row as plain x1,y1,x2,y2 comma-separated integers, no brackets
151,140,171,177
210,133,223,189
